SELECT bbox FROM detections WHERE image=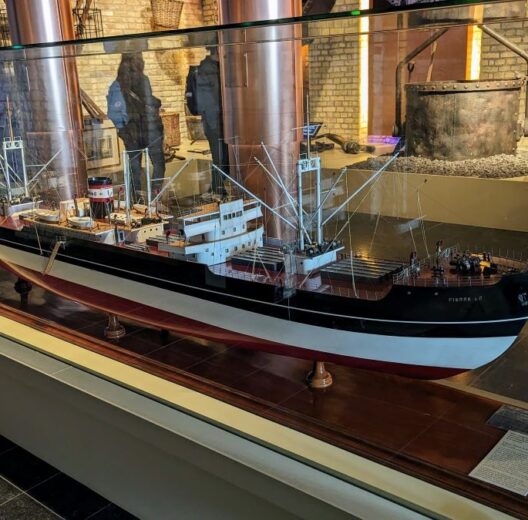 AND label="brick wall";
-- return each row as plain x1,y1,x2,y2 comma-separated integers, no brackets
6,1,528,145
480,4,528,81
79,0,362,144
202,0,218,25
307,0,363,141
479,1,528,125
202,0,365,141
3,0,364,143
74,0,210,140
